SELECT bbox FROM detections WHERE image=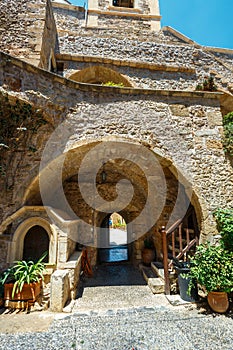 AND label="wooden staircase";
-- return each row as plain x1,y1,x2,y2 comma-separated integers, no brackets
140,261,177,294
139,262,165,294
162,207,199,295
141,207,199,295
